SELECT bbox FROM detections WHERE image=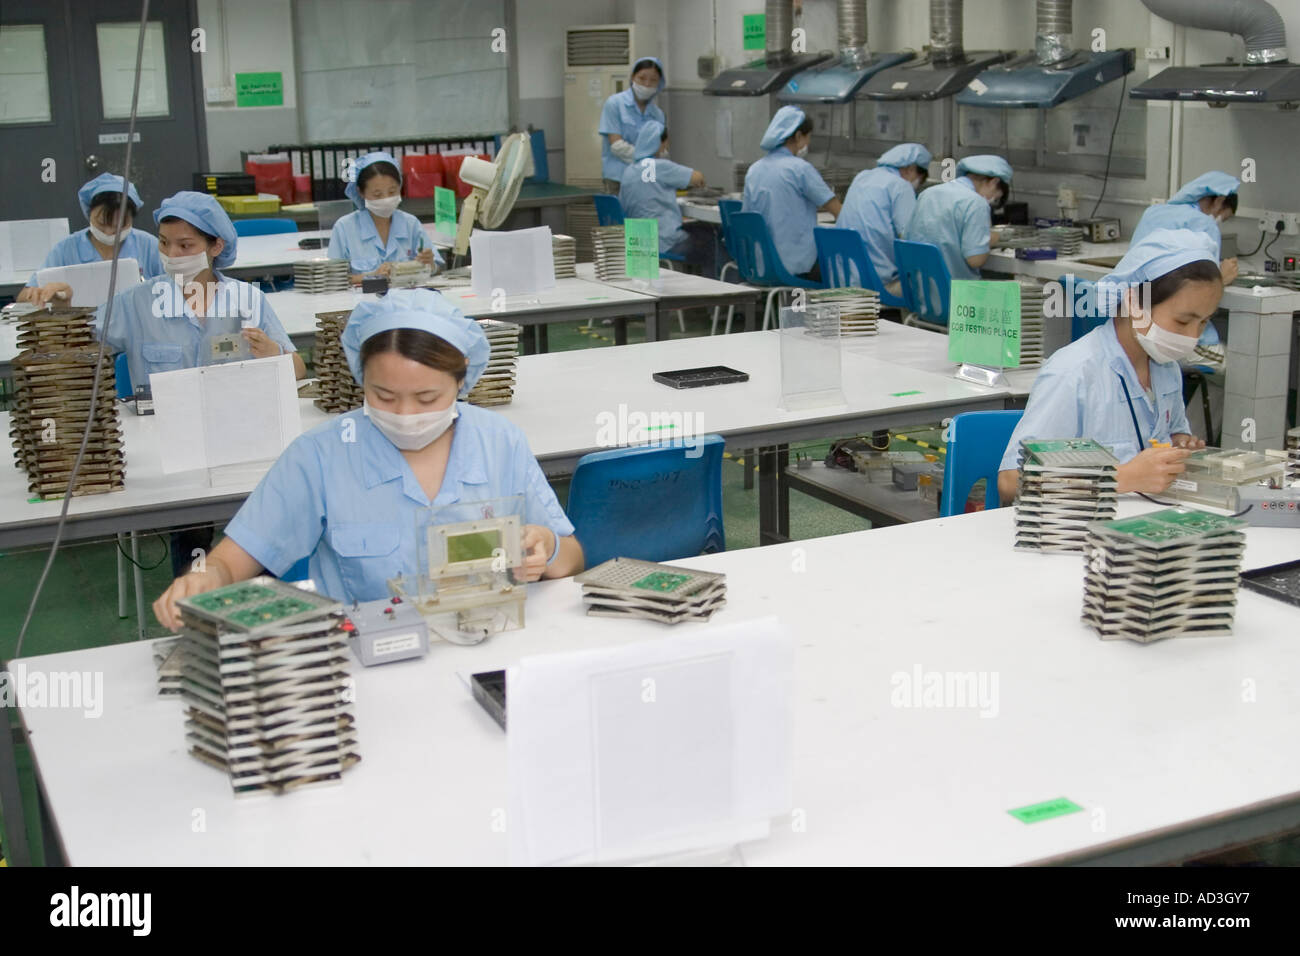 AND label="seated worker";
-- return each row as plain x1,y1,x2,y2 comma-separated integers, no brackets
836,143,932,295
599,56,667,193
152,289,584,628
327,151,442,285
904,154,1012,281
20,173,164,305
997,229,1221,504
618,121,716,278
742,105,842,281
